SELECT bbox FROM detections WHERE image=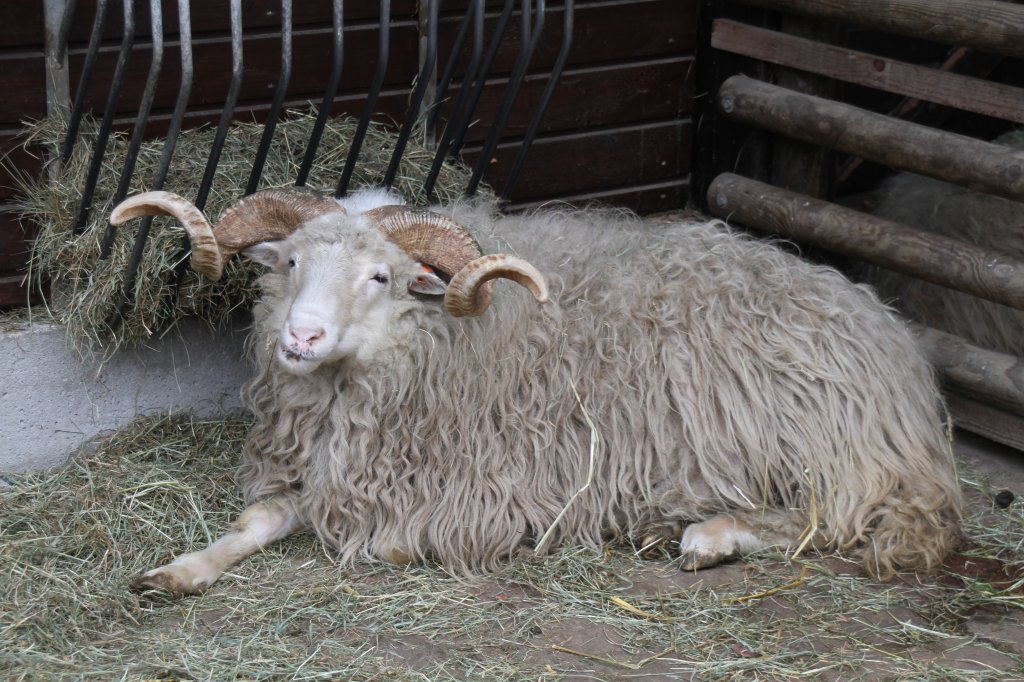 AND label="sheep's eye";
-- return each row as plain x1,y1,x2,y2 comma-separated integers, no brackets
372,273,389,285
287,258,296,268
